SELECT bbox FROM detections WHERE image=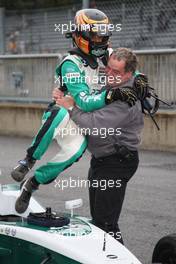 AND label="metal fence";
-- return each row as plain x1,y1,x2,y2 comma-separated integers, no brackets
97,0,176,50
1,0,176,54
0,49,176,107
